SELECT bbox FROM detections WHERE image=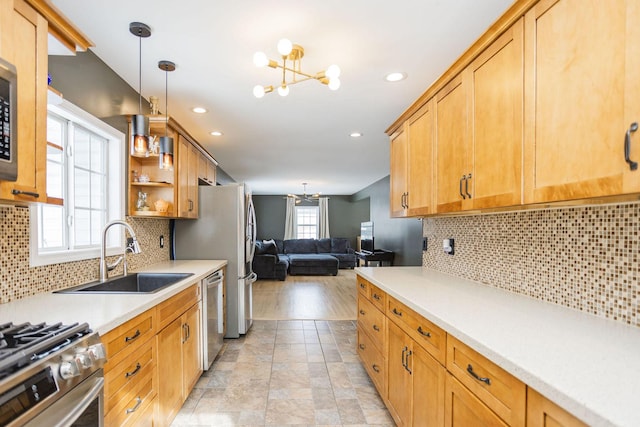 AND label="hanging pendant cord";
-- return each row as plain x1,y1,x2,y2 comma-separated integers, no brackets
138,35,142,114
165,69,168,135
